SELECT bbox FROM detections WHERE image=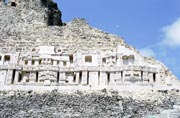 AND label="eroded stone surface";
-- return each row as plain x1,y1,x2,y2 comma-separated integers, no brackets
0,0,179,89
